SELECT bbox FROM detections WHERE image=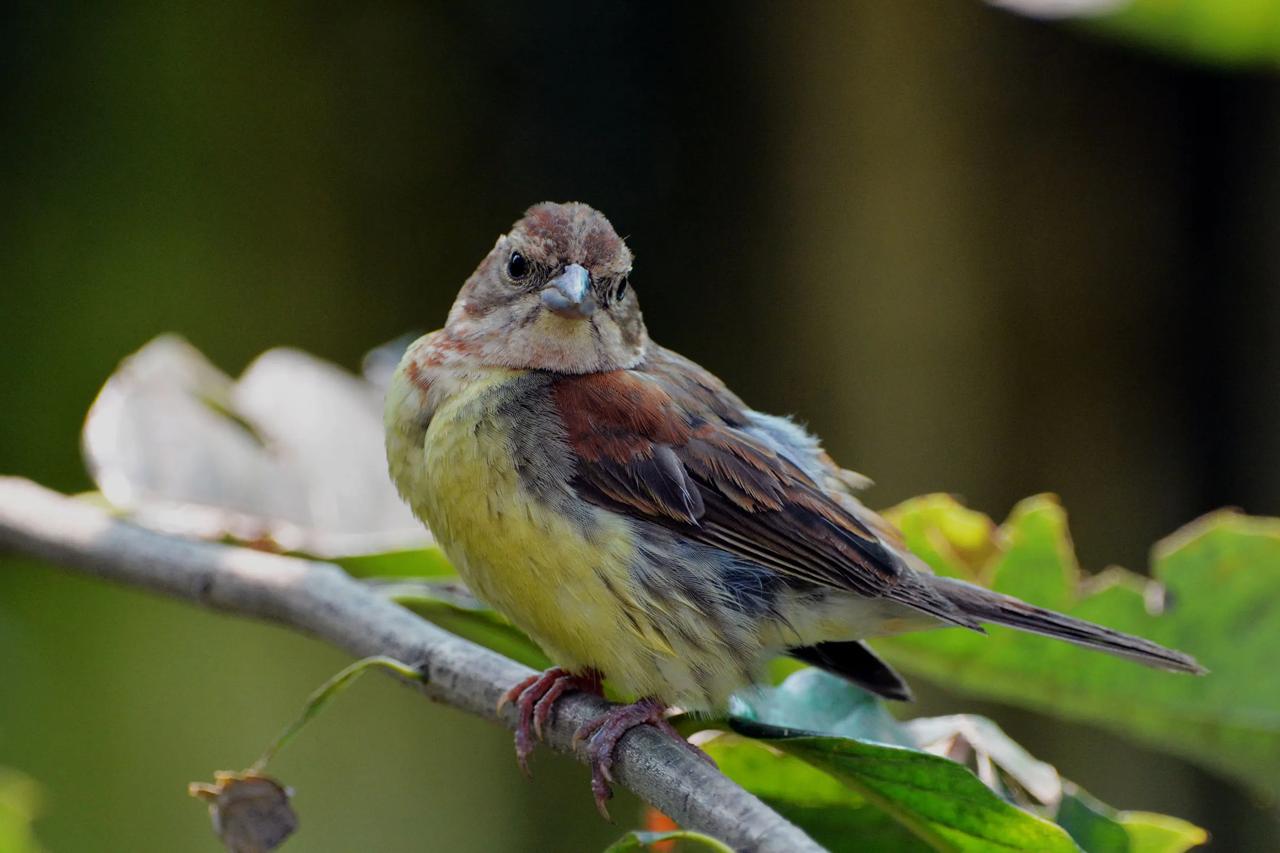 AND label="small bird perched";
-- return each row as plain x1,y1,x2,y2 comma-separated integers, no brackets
385,202,1202,816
